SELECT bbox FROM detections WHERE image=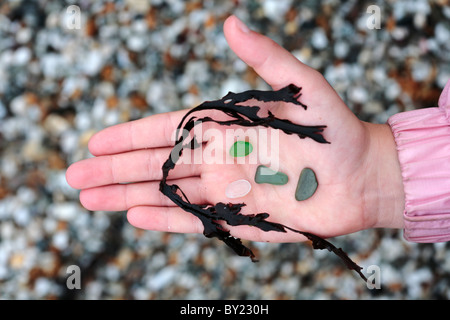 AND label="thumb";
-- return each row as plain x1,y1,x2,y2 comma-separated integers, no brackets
223,15,326,91
223,15,359,143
